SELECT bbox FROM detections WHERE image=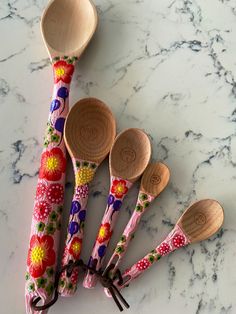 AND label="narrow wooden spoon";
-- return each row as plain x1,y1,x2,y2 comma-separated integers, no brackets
83,128,151,288
25,0,98,311
58,98,116,296
104,162,170,282
113,199,224,291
